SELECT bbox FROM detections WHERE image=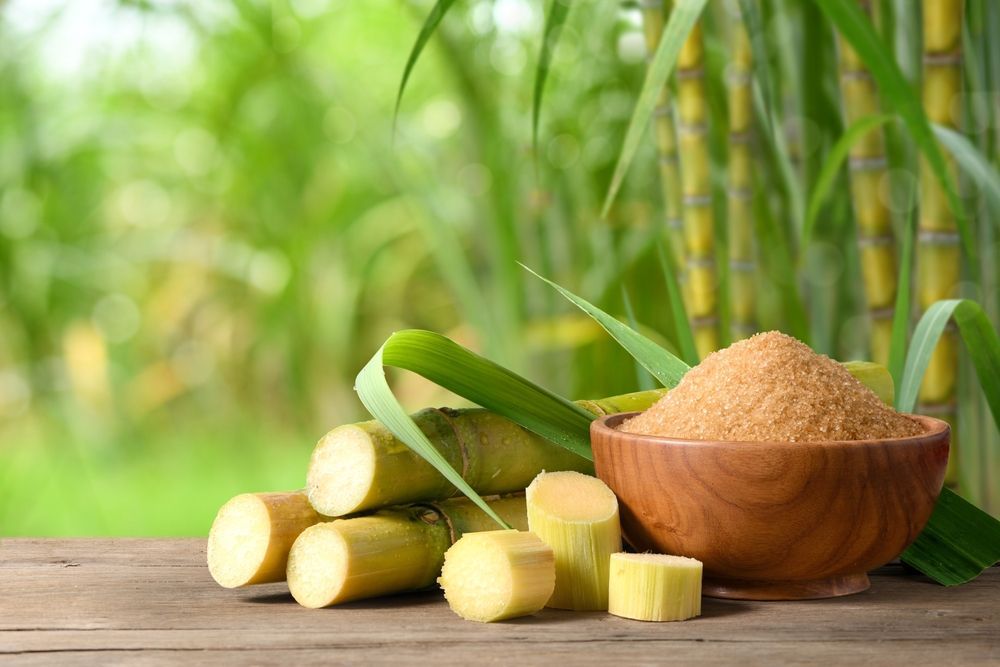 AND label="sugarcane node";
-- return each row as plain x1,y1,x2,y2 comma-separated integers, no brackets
848,155,888,172
676,65,705,80
857,233,895,247
923,52,963,66
840,68,875,81
677,121,708,137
